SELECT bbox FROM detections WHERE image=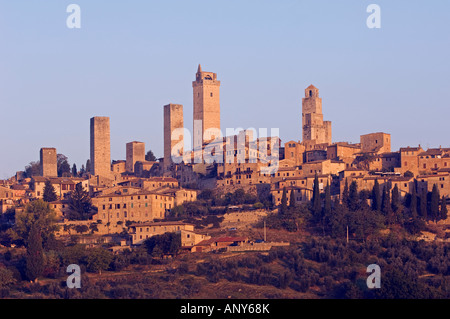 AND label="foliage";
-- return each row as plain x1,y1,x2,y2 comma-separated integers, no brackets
43,180,58,202
67,183,94,220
